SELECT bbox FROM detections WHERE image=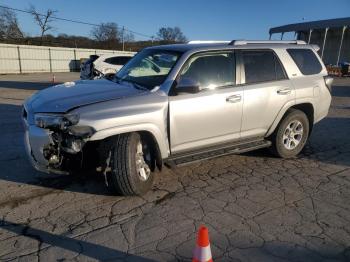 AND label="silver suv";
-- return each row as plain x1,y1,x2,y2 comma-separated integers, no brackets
23,40,332,195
